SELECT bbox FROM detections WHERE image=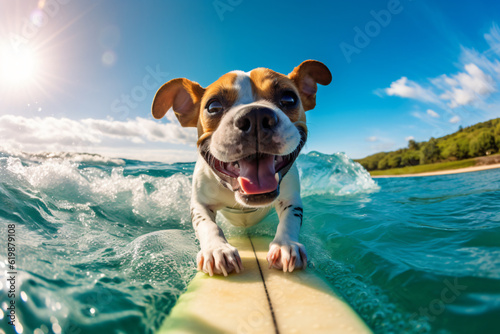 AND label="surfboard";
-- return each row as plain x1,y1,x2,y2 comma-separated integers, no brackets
157,236,372,334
